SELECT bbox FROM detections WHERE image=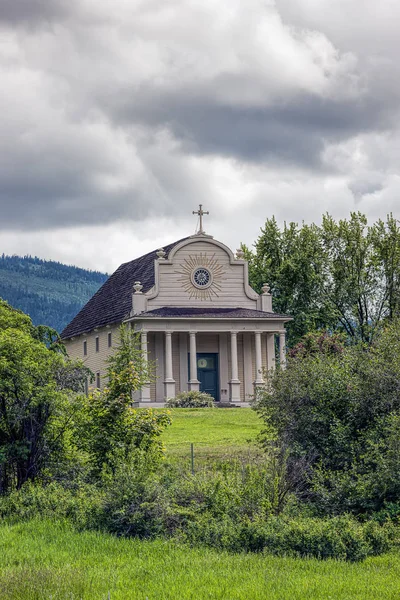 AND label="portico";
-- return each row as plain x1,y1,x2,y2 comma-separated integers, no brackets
130,311,289,403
